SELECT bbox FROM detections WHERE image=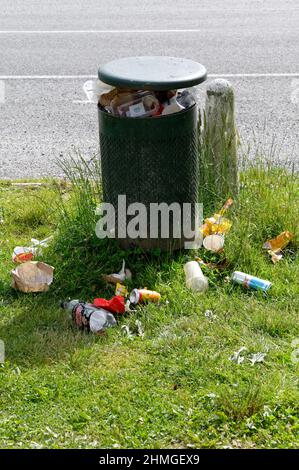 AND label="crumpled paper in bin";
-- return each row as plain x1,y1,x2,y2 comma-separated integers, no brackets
11,261,54,293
